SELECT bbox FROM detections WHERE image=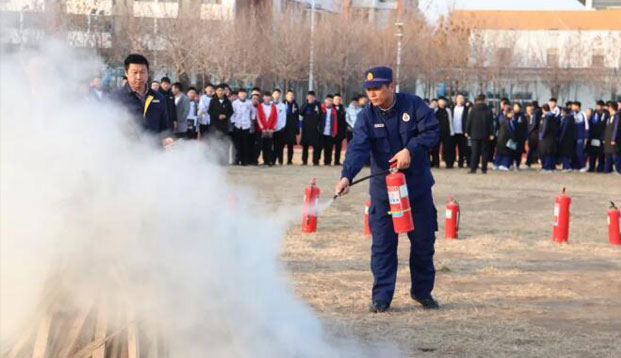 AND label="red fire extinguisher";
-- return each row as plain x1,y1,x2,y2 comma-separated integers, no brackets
364,199,371,237
385,163,414,234
608,202,621,246
445,196,460,240
302,178,320,233
553,187,571,243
